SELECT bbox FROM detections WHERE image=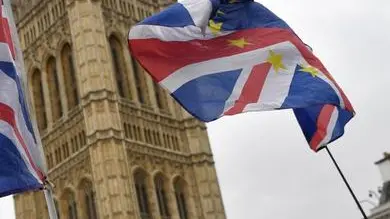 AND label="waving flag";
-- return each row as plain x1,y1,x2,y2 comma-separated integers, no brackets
128,0,355,152
0,0,47,197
